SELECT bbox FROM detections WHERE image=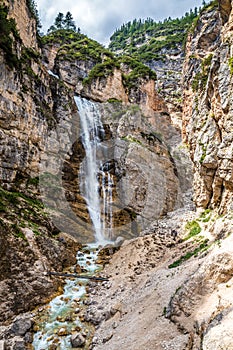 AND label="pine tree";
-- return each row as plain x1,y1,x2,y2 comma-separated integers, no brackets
54,12,64,29
64,11,76,31
47,11,77,33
